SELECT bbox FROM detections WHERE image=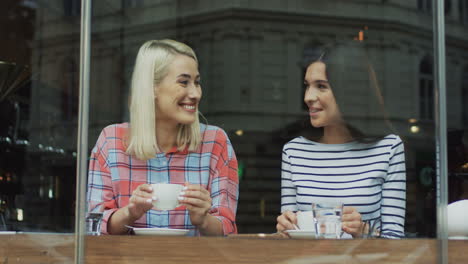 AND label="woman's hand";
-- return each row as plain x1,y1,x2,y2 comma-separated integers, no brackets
276,211,297,238
341,206,364,238
178,183,212,228
126,184,154,222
